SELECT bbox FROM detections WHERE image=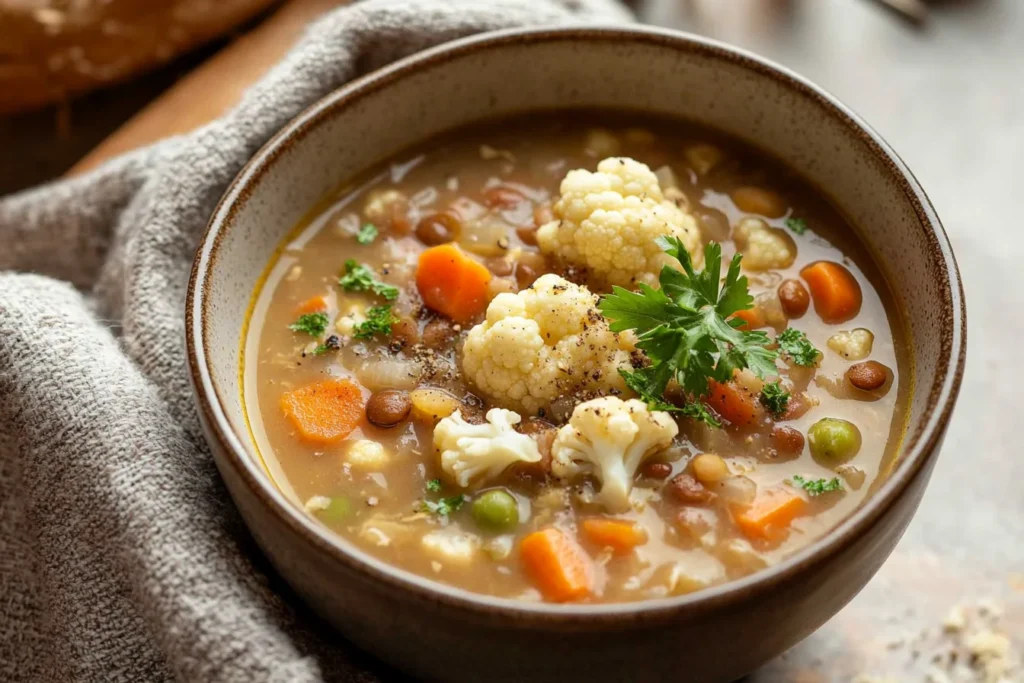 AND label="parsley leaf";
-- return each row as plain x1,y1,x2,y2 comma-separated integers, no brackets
356,223,378,245
311,335,341,356
777,328,821,366
785,217,809,235
680,400,722,428
420,494,465,517
791,475,843,496
620,367,723,428
425,478,442,493
339,260,399,301
288,312,329,337
599,240,779,423
759,380,790,417
353,305,397,340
